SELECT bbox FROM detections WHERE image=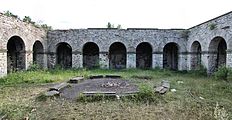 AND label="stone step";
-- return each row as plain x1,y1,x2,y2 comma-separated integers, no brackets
105,75,121,79
89,75,104,79
69,77,84,83
45,90,60,97
49,83,69,91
